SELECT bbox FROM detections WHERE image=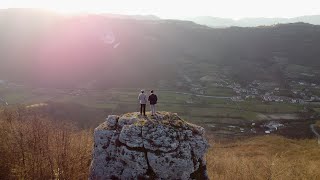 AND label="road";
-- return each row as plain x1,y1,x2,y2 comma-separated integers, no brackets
0,97,9,105
310,124,320,137
174,92,231,99
310,124,320,144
